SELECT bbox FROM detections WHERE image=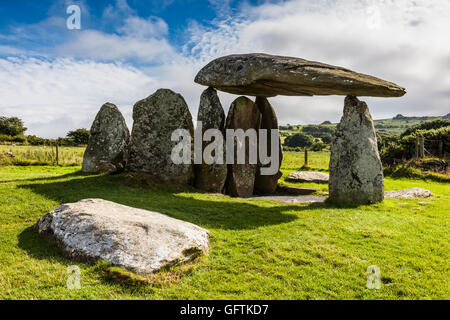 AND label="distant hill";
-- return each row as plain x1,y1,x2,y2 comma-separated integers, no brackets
280,114,448,136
